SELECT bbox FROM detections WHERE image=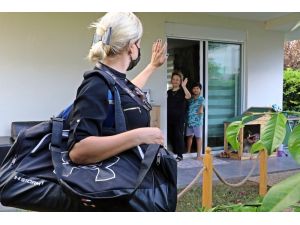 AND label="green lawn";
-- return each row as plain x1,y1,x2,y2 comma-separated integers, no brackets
176,180,261,212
